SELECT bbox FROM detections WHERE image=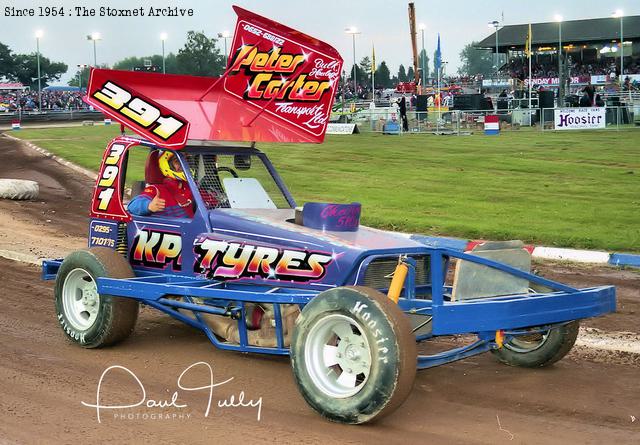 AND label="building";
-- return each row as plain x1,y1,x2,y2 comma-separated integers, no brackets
477,15,640,89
